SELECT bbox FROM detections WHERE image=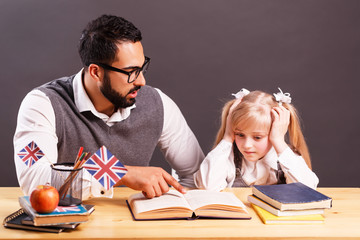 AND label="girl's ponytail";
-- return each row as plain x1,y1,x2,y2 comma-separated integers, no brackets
214,100,236,147
284,103,312,169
